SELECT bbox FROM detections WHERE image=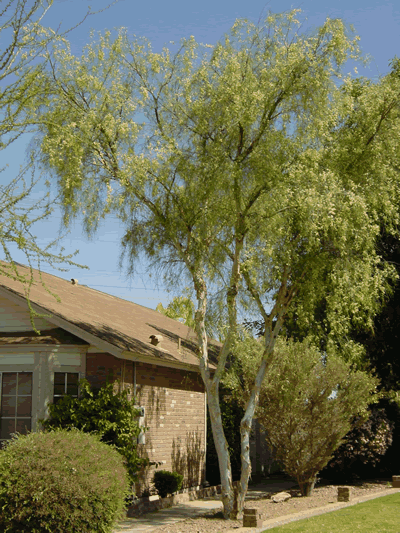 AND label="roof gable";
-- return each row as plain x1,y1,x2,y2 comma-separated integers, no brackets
0,261,219,370
0,328,89,346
